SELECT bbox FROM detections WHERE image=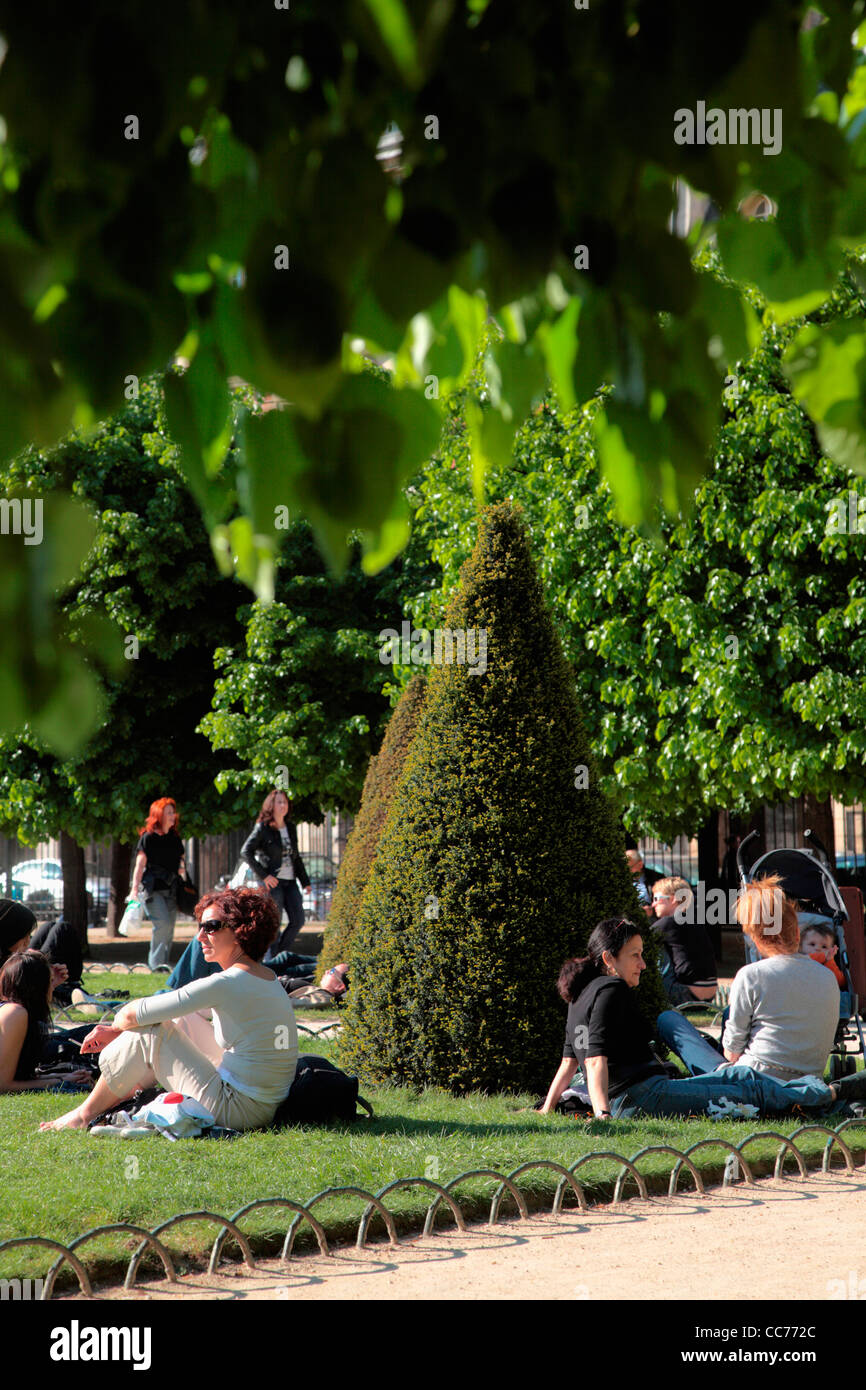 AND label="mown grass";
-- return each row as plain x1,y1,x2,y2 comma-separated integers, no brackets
1,972,863,1290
